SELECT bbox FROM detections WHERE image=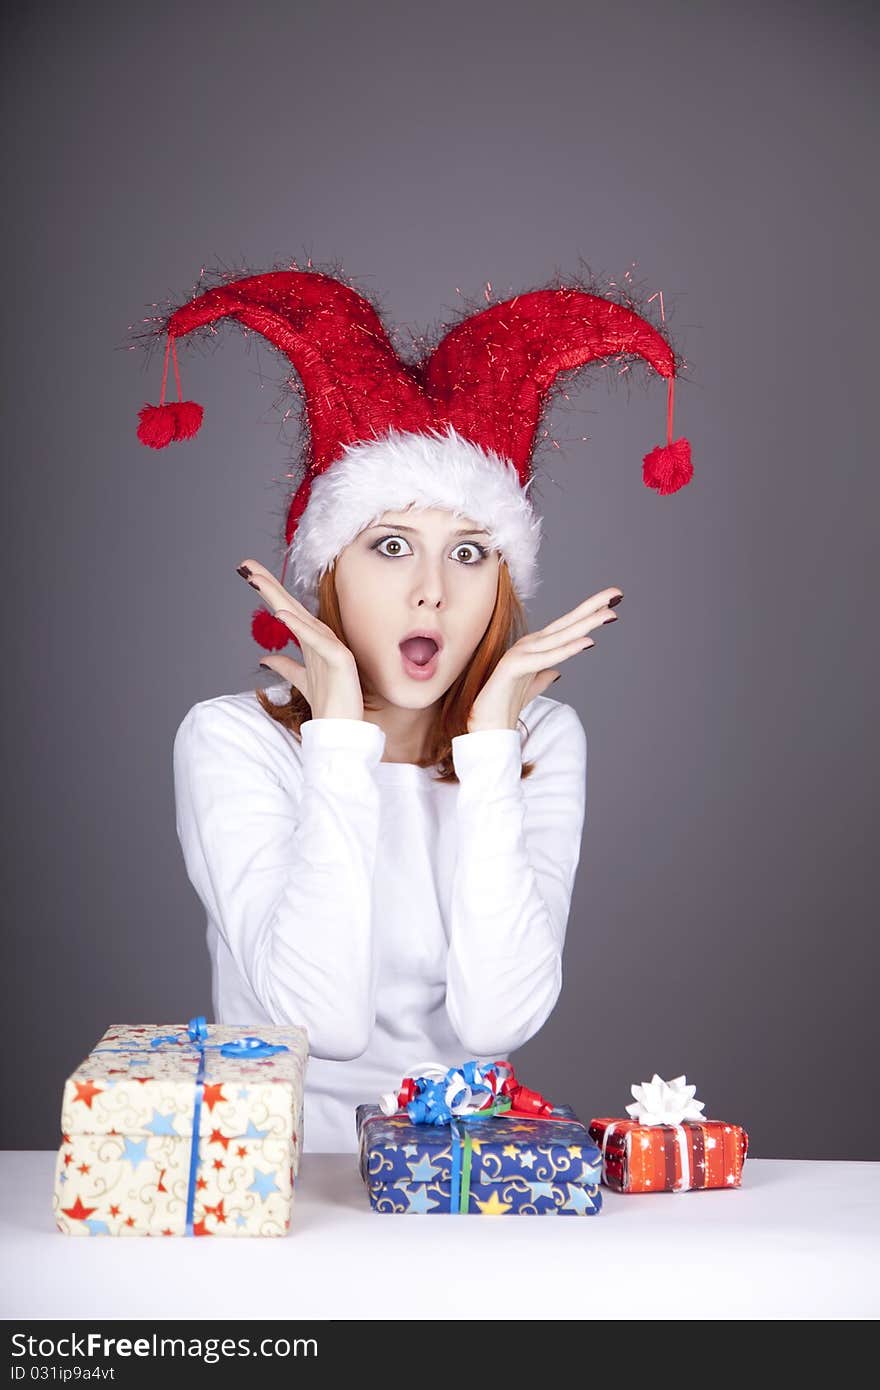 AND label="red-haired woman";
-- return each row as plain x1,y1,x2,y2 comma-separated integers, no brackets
173,488,619,1153
157,269,686,1154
